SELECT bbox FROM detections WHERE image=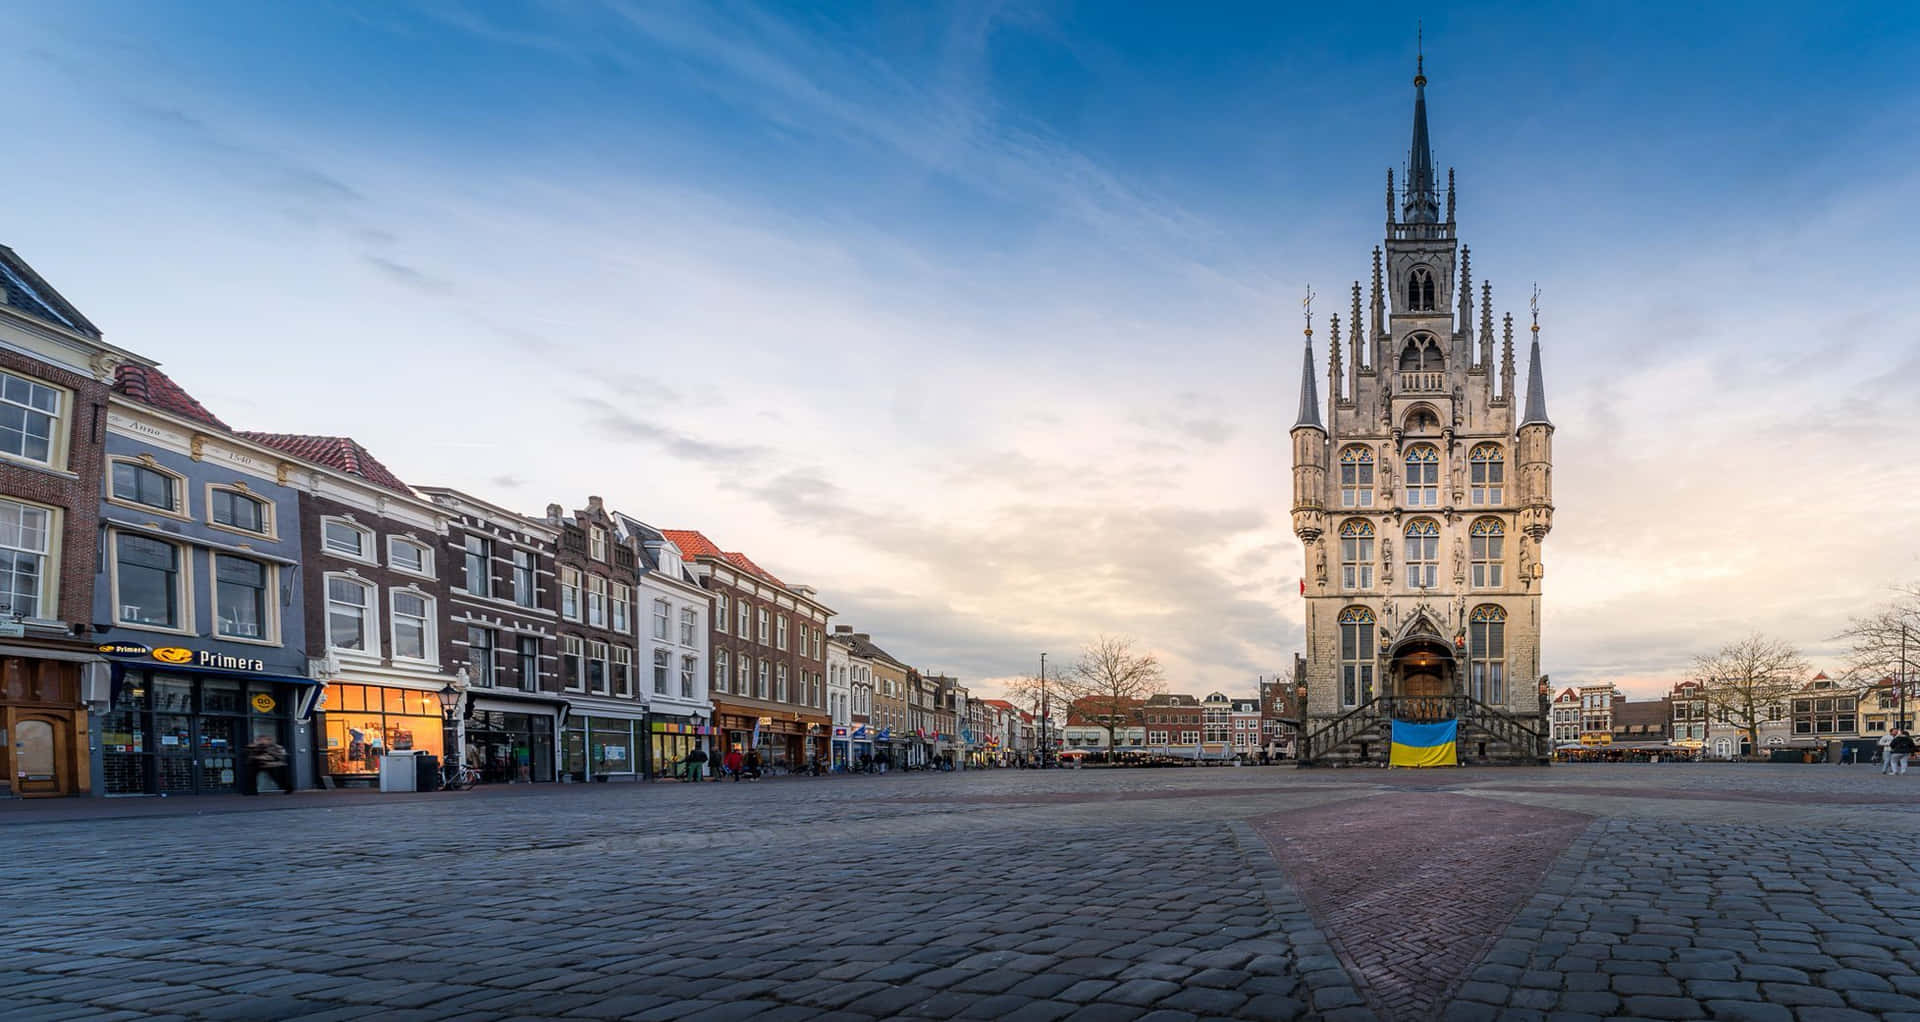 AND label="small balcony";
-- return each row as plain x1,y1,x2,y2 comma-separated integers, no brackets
1397,371,1446,393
